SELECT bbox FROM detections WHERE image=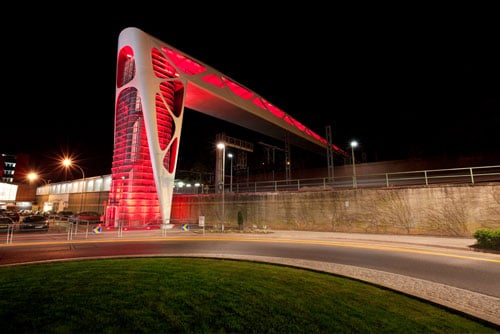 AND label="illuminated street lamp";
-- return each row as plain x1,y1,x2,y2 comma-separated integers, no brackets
350,140,358,188
27,172,51,212
27,172,50,185
27,171,50,197
216,142,226,192
62,158,86,213
227,153,233,192
216,142,225,232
